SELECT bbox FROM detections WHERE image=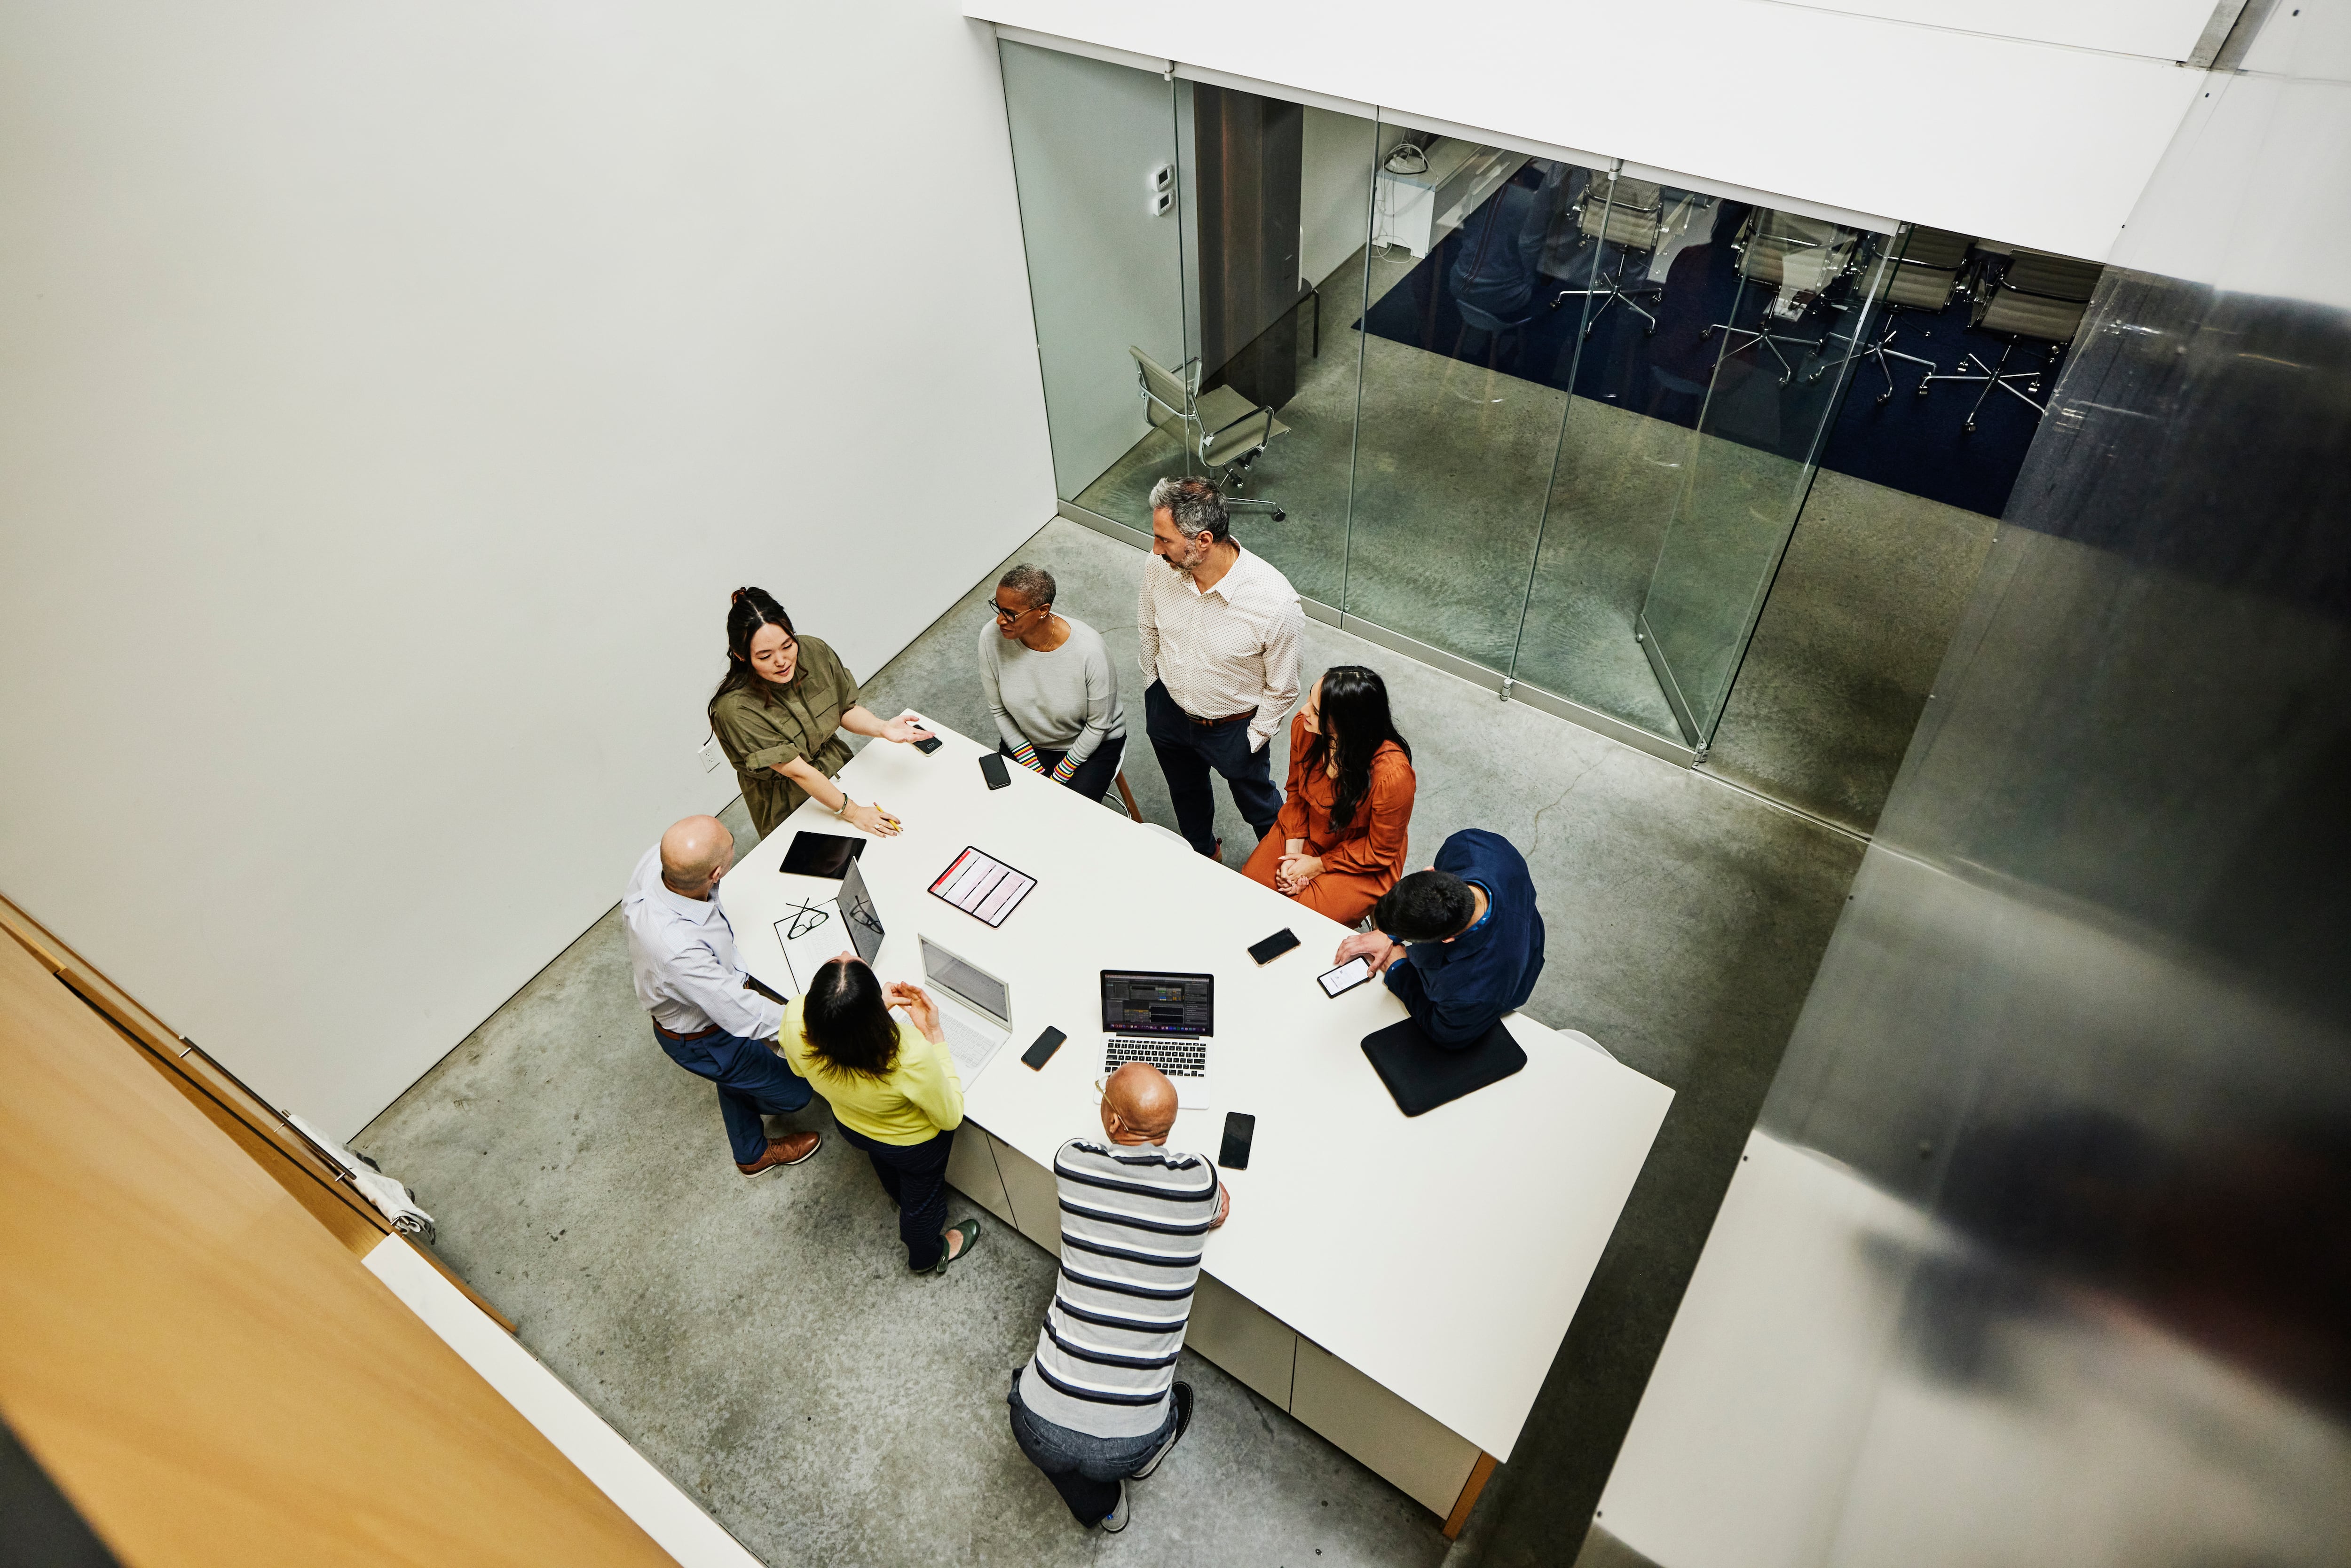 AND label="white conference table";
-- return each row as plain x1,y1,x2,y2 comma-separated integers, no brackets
723,716,1672,1529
